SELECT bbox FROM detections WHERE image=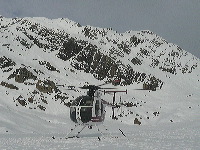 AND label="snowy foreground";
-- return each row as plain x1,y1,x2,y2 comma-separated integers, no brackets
0,119,199,150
